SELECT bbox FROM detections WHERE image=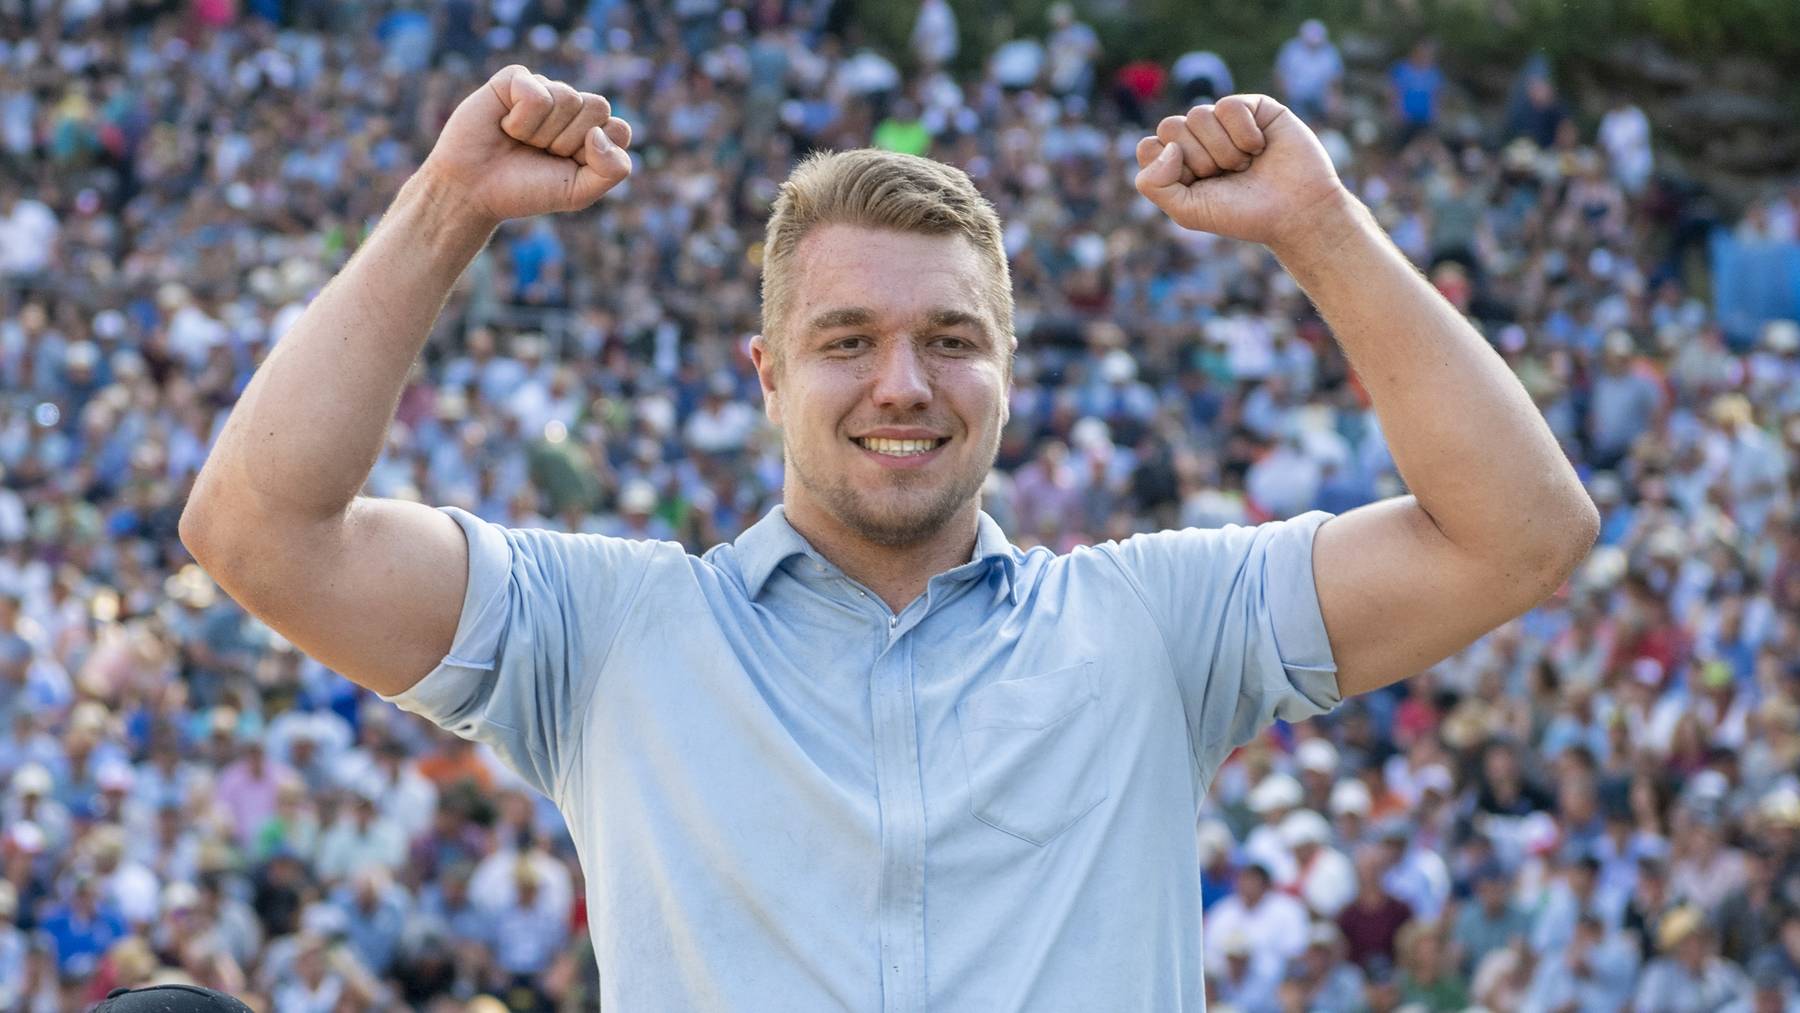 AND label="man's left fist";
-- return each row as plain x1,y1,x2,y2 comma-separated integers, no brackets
1134,95,1349,251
